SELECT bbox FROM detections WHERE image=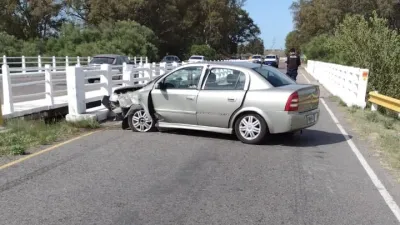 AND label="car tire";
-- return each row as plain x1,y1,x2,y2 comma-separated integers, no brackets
127,108,156,132
234,113,268,145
